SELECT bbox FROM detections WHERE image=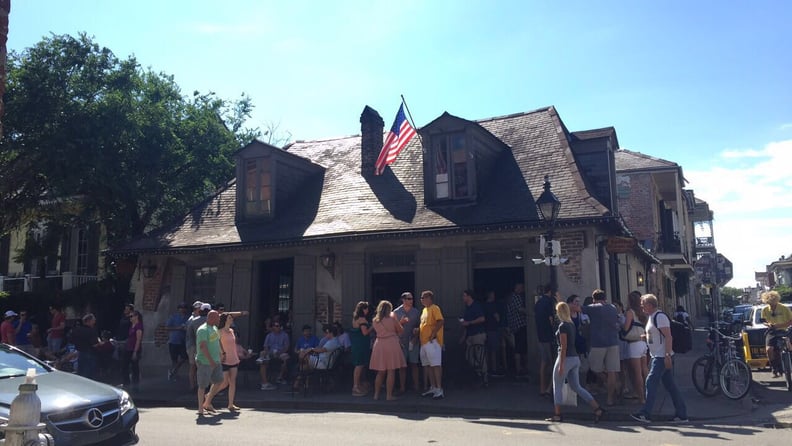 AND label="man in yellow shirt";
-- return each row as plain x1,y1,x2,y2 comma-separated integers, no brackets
419,290,445,399
760,291,792,377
